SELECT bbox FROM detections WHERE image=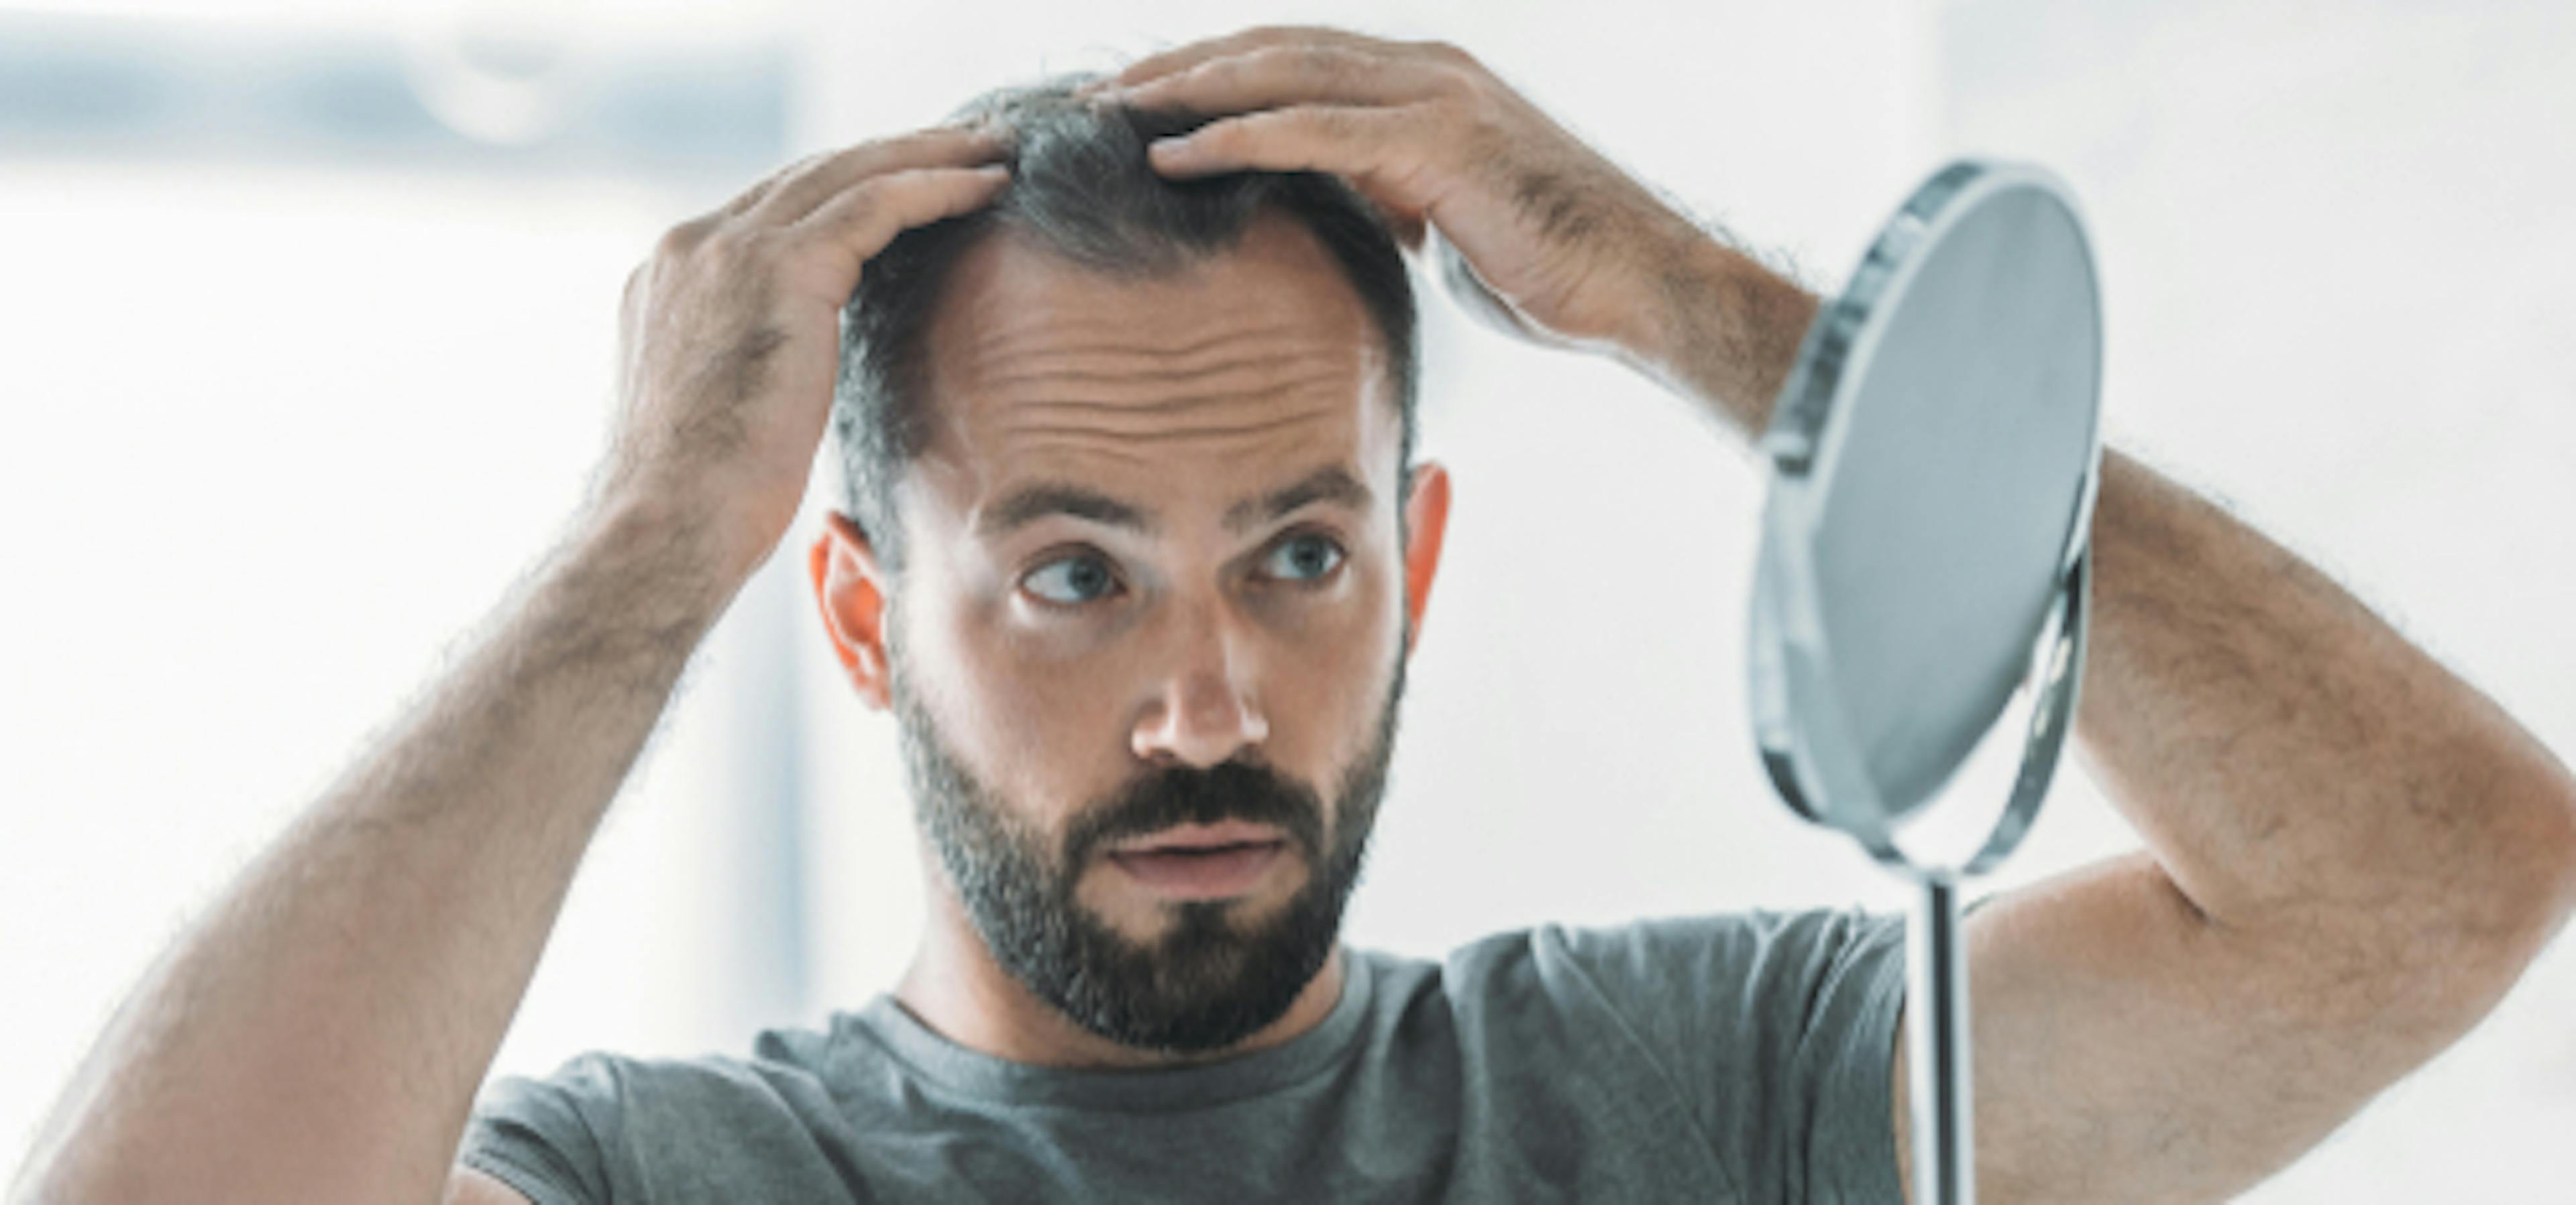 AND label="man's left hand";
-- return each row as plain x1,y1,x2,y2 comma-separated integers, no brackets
1087,25,1707,359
